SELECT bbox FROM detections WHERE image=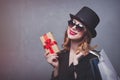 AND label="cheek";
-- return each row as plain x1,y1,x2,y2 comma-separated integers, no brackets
67,27,70,35
75,33,83,39
74,32,84,39
77,32,84,37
